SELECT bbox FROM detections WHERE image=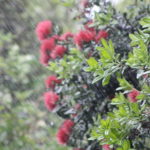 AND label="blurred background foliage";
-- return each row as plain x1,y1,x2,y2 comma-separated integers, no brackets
0,0,74,149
